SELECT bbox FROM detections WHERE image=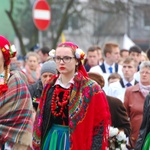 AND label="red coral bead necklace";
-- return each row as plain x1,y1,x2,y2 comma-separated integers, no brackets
51,84,73,117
